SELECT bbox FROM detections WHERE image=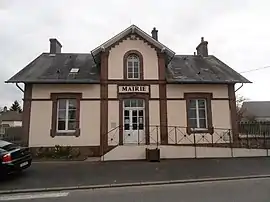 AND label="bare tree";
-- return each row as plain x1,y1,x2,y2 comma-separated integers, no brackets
236,94,248,121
